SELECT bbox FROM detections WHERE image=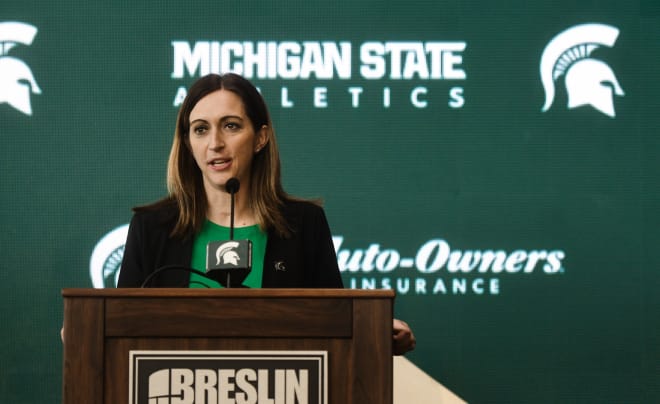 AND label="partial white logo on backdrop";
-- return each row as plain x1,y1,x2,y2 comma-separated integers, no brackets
0,21,41,115
540,23,624,118
90,224,129,288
